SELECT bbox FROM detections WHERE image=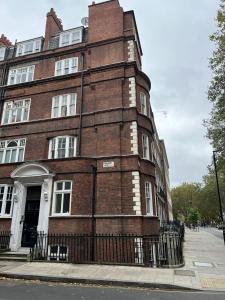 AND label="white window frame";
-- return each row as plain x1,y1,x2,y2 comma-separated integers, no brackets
140,92,147,116
16,38,42,57
0,138,26,164
0,184,13,217
54,57,79,76
59,28,82,47
51,94,77,118
7,65,35,85
0,47,6,61
142,134,150,160
145,181,153,216
1,99,31,125
52,180,72,216
48,136,77,159
48,244,68,261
